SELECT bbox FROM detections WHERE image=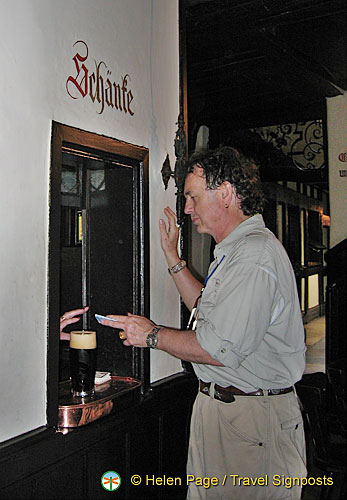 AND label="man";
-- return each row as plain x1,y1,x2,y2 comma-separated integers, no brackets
102,147,307,500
